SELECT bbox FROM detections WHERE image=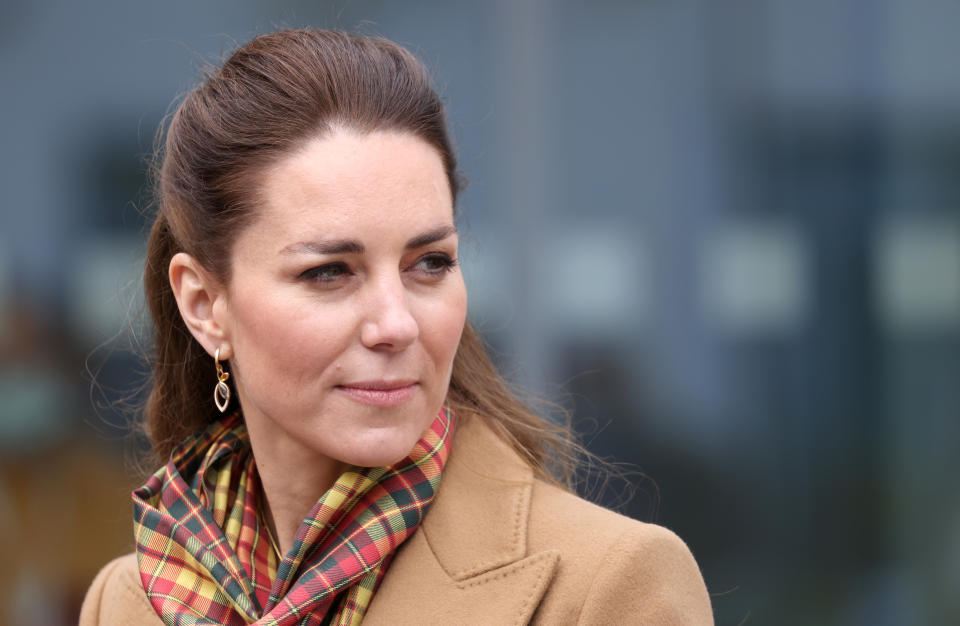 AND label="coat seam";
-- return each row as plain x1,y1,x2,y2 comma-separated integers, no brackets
513,551,558,626
455,550,557,589
448,481,531,580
